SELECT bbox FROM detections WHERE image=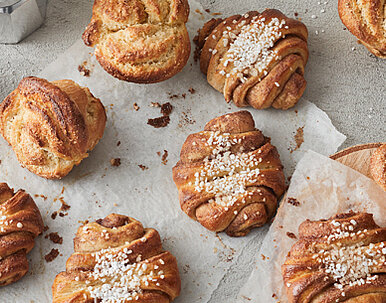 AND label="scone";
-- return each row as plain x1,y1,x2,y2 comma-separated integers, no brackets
194,9,308,110
82,0,191,83
172,111,286,237
282,212,386,303
52,214,181,303
338,0,386,58
370,144,386,191
0,76,107,179
0,183,44,286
